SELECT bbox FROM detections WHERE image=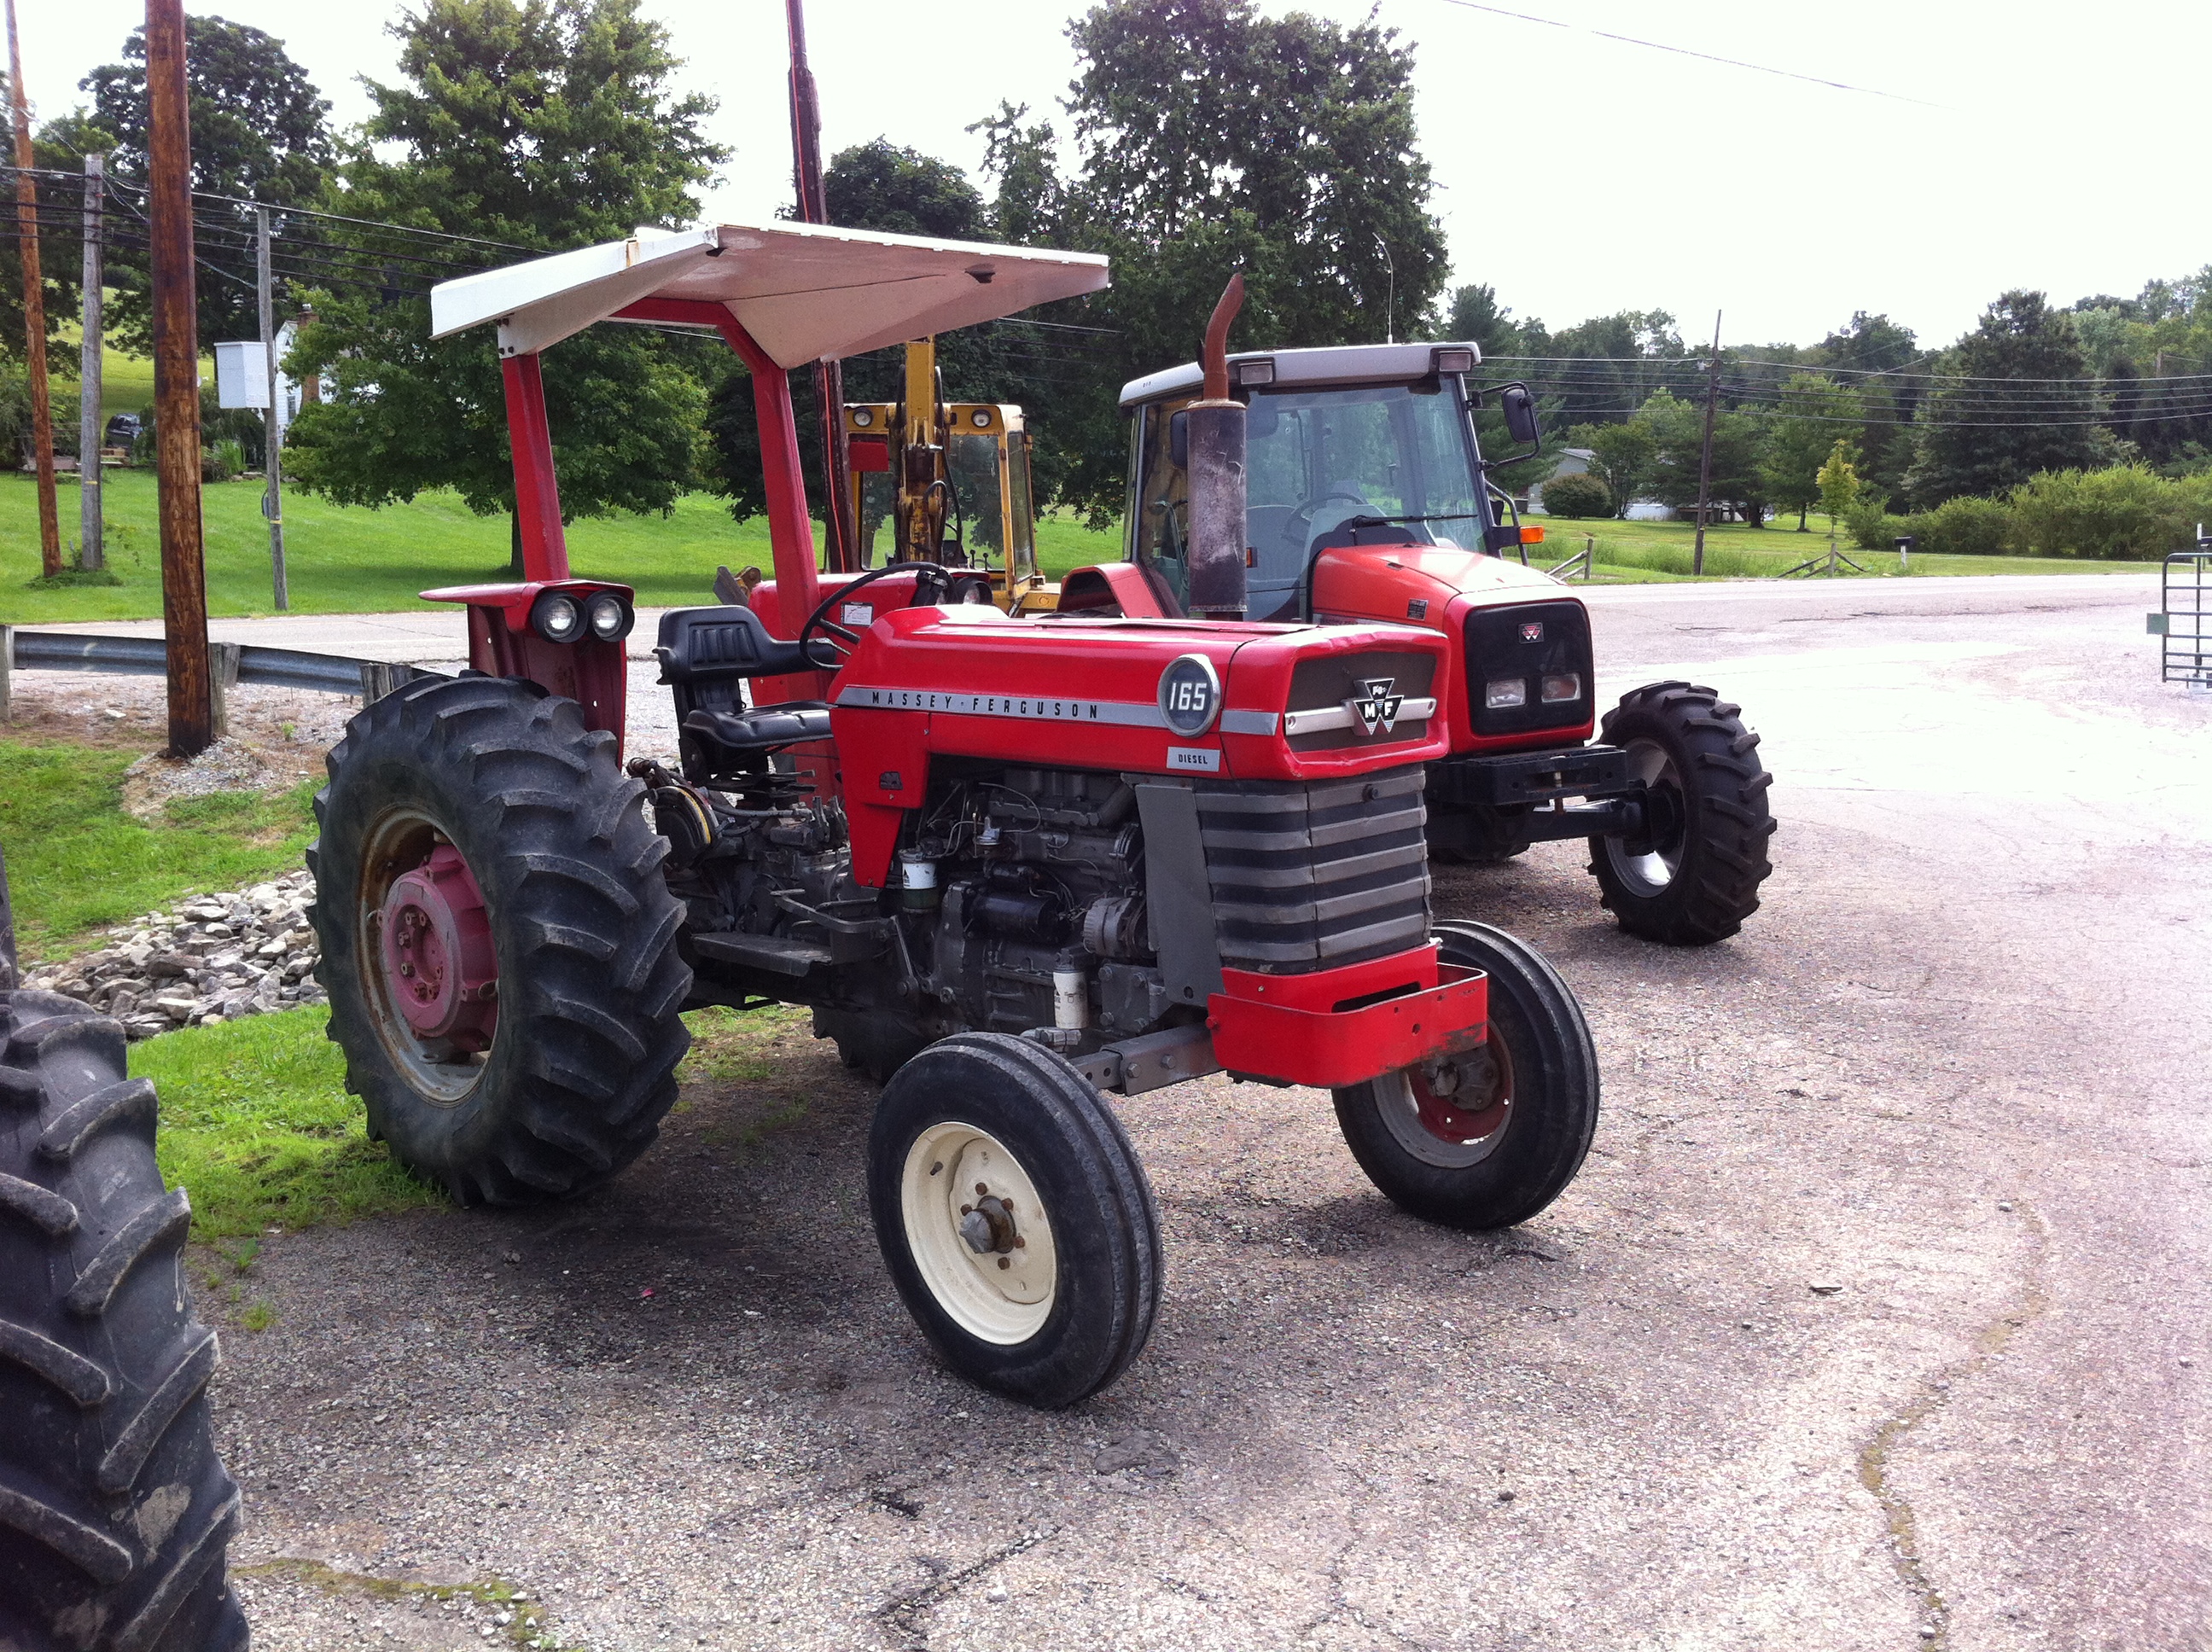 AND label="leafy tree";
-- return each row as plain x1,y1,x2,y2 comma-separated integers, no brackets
822,140,988,241
285,0,725,574
977,0,1450,521
1760,373,1862,530
1518,310,1695,433
79,15,334,349
1437,282,1522,360
1812,311,1919,497
1906,290,2108,506
1815,439,1860,541
1631,387,1769,526
0,86,105,355
1567,417,1657,519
